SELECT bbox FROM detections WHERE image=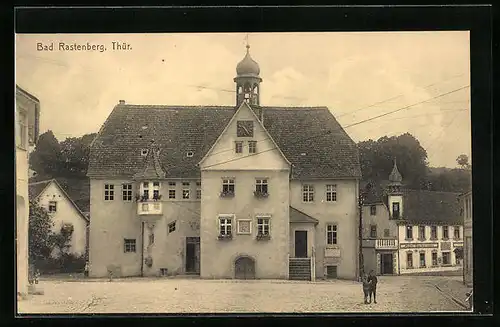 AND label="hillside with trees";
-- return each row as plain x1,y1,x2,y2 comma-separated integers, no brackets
28,131,472,216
